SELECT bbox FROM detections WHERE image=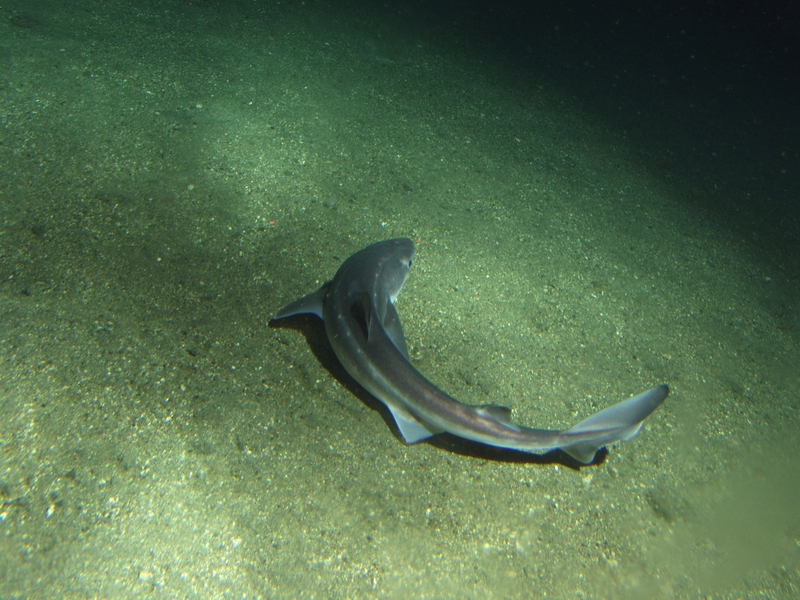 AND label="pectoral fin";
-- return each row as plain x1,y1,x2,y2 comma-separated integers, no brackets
273,283,331,320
